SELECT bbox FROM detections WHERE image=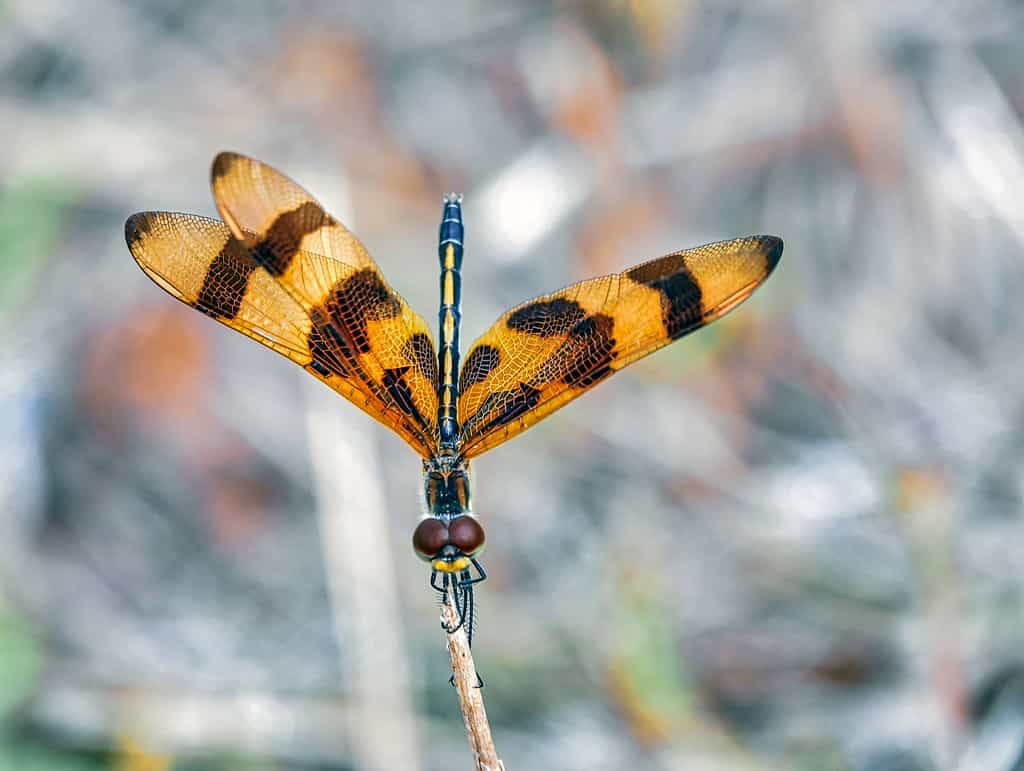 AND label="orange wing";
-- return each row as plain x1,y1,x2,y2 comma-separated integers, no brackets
456,236,782,458
126,154,439,457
